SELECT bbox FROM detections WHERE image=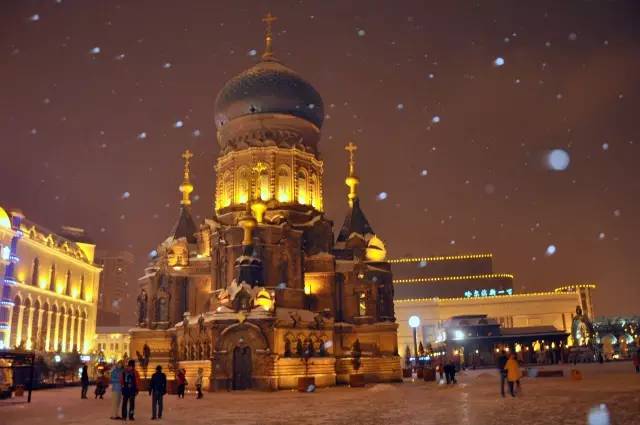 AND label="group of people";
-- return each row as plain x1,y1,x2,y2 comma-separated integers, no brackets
497,350,522,398
80,360,206,421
